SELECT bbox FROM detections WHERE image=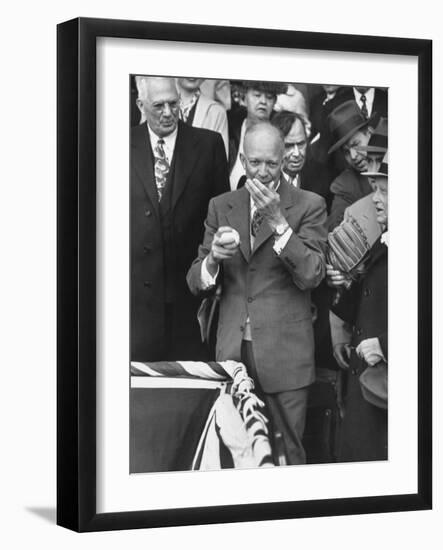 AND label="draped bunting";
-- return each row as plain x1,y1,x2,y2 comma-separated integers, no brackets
131,360,274,470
